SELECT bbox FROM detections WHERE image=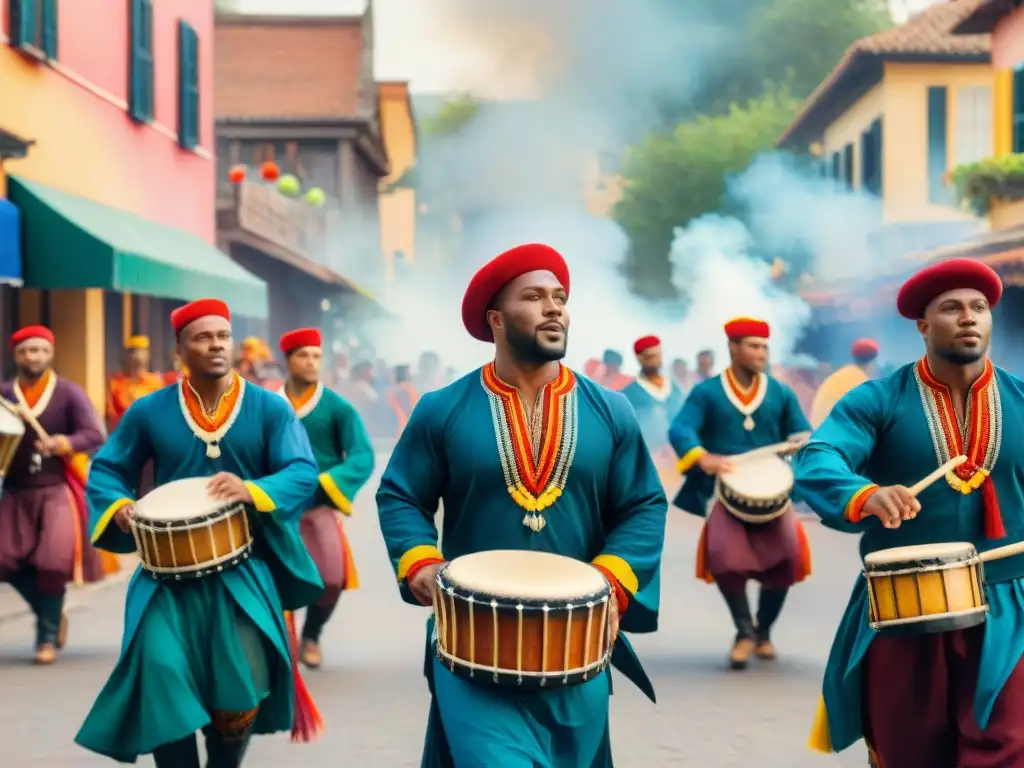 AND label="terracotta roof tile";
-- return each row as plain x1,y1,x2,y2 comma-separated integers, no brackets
215,18,365,120
778,0,990,146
